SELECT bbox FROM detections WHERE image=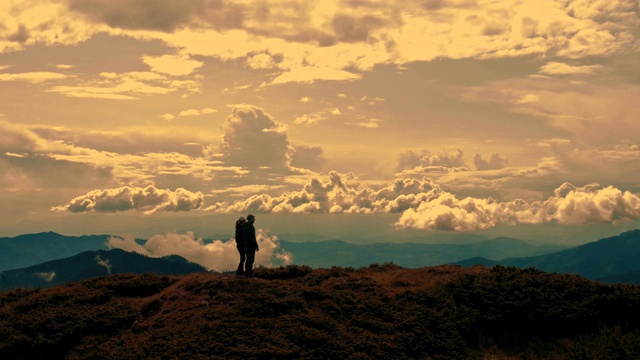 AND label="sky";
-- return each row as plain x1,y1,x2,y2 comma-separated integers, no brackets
2,0,640,264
